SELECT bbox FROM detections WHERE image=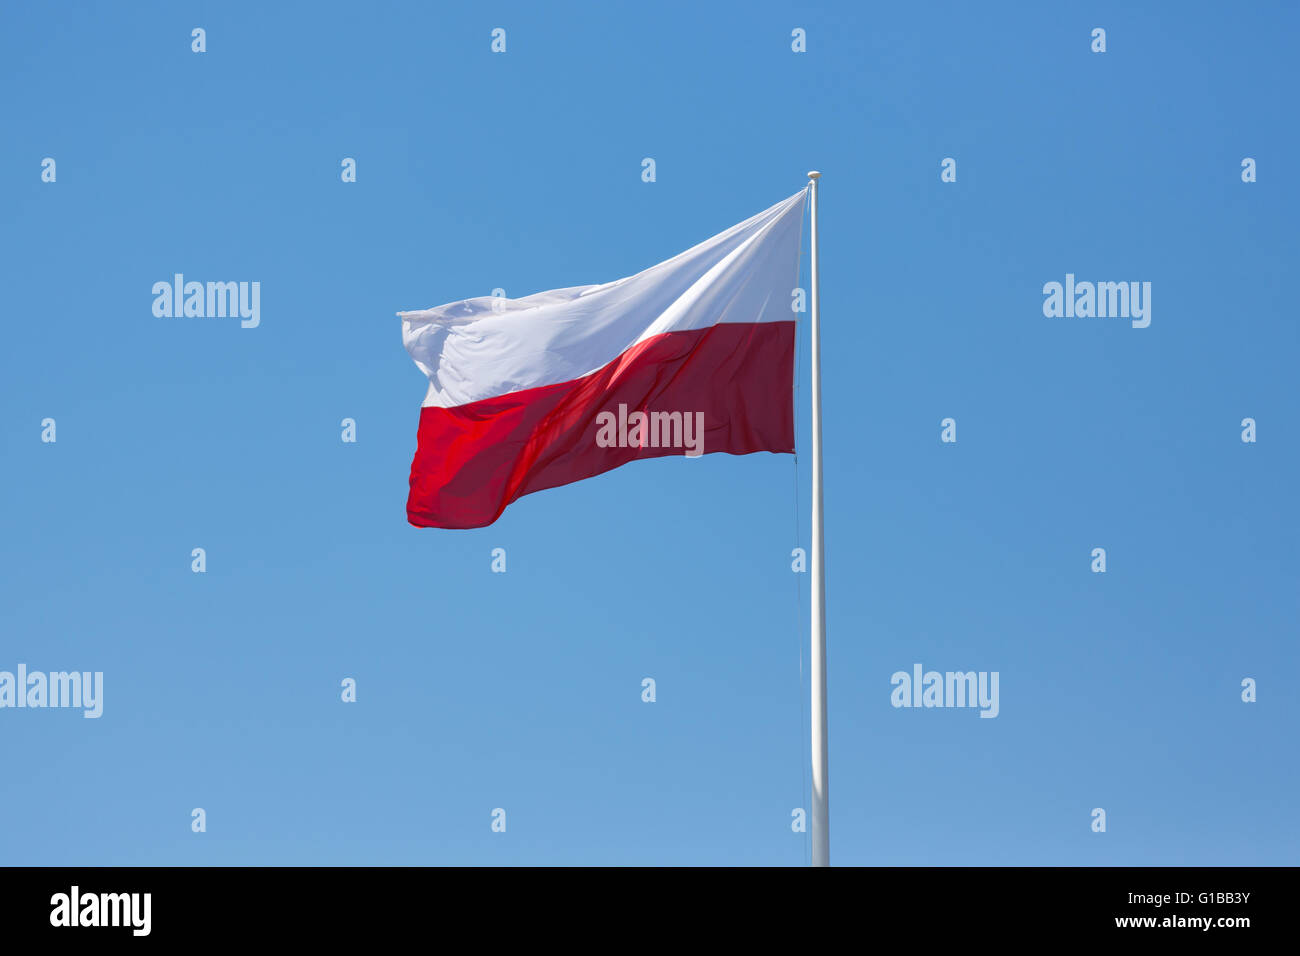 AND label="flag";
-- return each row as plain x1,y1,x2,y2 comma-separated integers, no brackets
399,187,808,529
